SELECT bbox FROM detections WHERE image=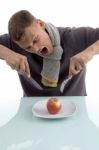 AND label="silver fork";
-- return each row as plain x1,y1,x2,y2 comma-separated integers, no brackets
60,76,72,93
